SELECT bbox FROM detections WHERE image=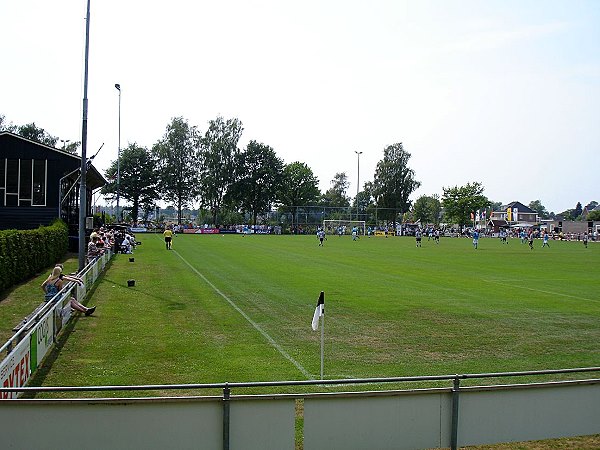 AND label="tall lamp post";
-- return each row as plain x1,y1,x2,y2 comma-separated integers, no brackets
355,150,362,220
114,83,121,222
